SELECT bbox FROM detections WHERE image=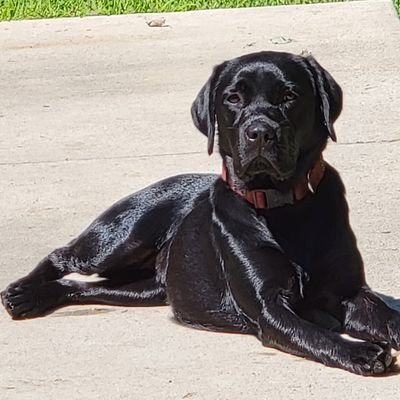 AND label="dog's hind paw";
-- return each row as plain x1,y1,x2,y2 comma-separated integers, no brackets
1,280,71,319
